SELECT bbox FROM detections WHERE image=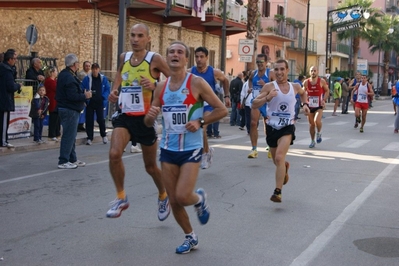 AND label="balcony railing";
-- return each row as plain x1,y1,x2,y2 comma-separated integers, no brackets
288,37,317,53
331,43,350,55
205,0,247,23
260,18,298,39
174,0,193,8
